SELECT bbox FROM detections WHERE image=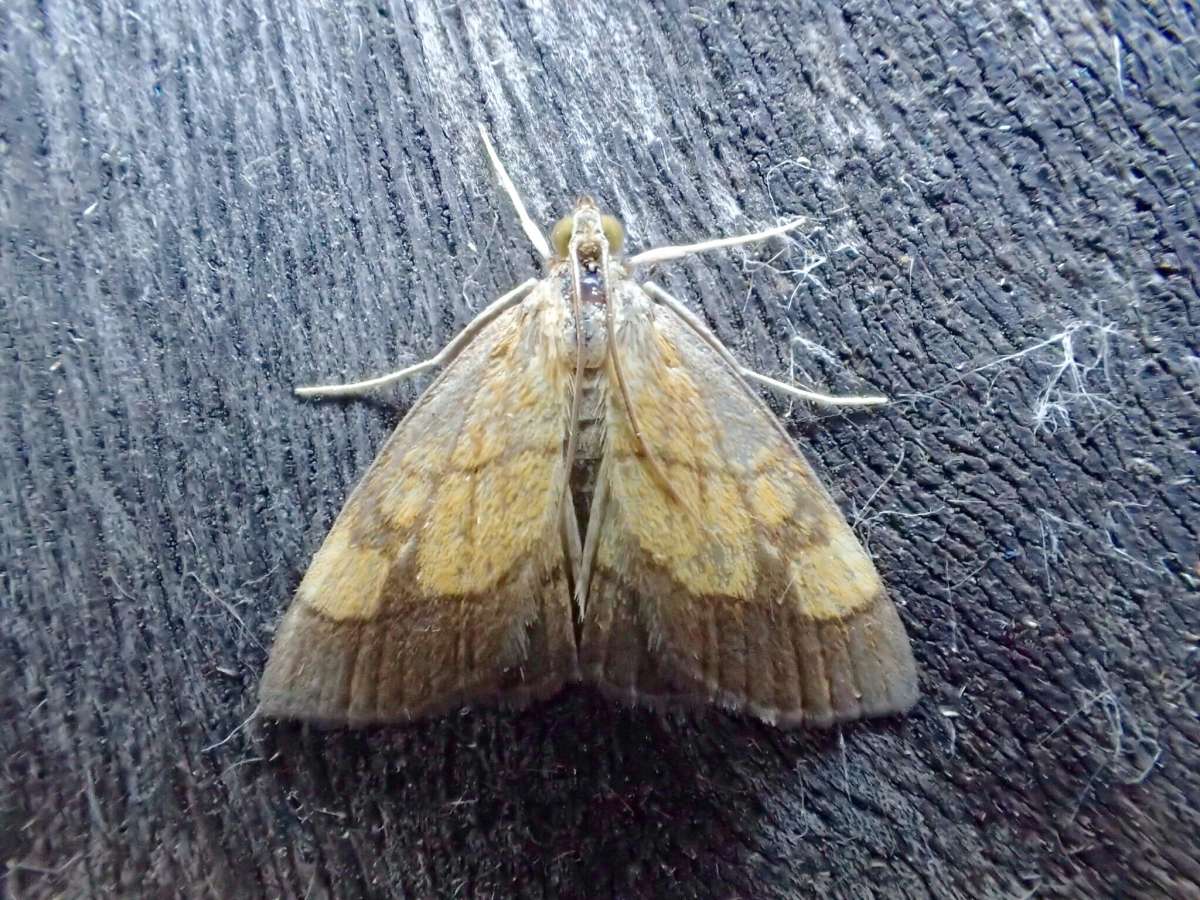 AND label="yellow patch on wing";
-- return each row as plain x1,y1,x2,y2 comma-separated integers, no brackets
300,527,391,621
749,448,798,528
417,300,570,596
450,337,522,470
419,449,561,595
379,471,431,531
601,329,759,598
601,459,756,597
789,526,882,620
